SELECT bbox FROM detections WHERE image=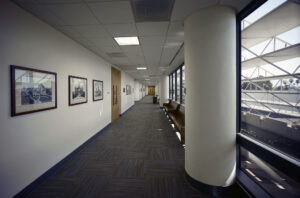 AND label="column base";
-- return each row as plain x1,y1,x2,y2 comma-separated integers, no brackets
185,171,246,197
